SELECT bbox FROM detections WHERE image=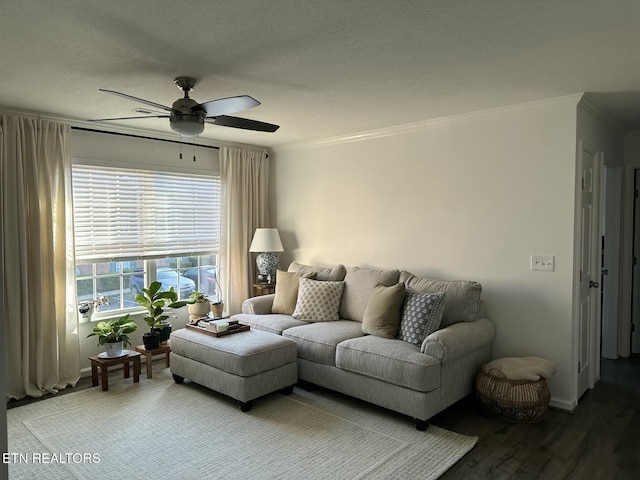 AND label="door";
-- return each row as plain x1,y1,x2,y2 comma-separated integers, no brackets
577,142,601,399
631,170,640,353
601,163,622,359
